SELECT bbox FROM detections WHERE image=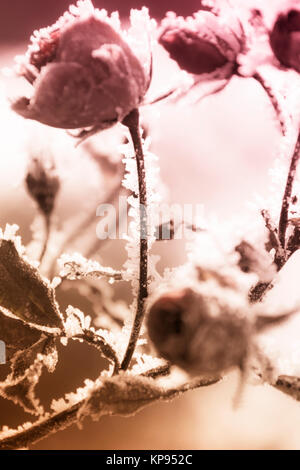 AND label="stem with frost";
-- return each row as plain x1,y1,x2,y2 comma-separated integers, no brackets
278,132,300,250
121,109,148,371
